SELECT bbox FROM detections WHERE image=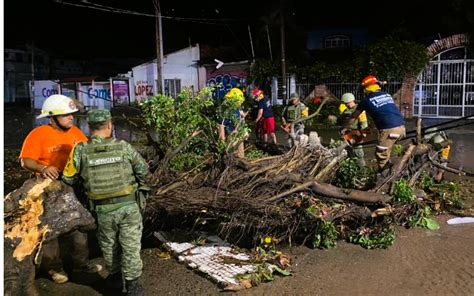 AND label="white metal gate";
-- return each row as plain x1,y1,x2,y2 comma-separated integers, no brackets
414,46,474,118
